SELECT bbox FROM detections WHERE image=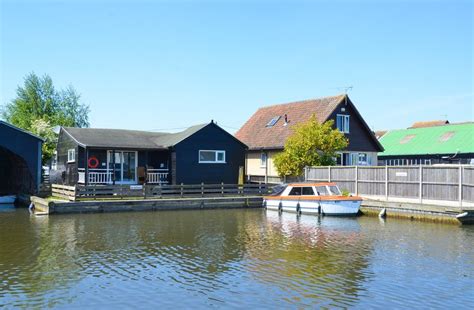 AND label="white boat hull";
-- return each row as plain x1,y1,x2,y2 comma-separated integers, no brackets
0,195,16,204
265,199,360,216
